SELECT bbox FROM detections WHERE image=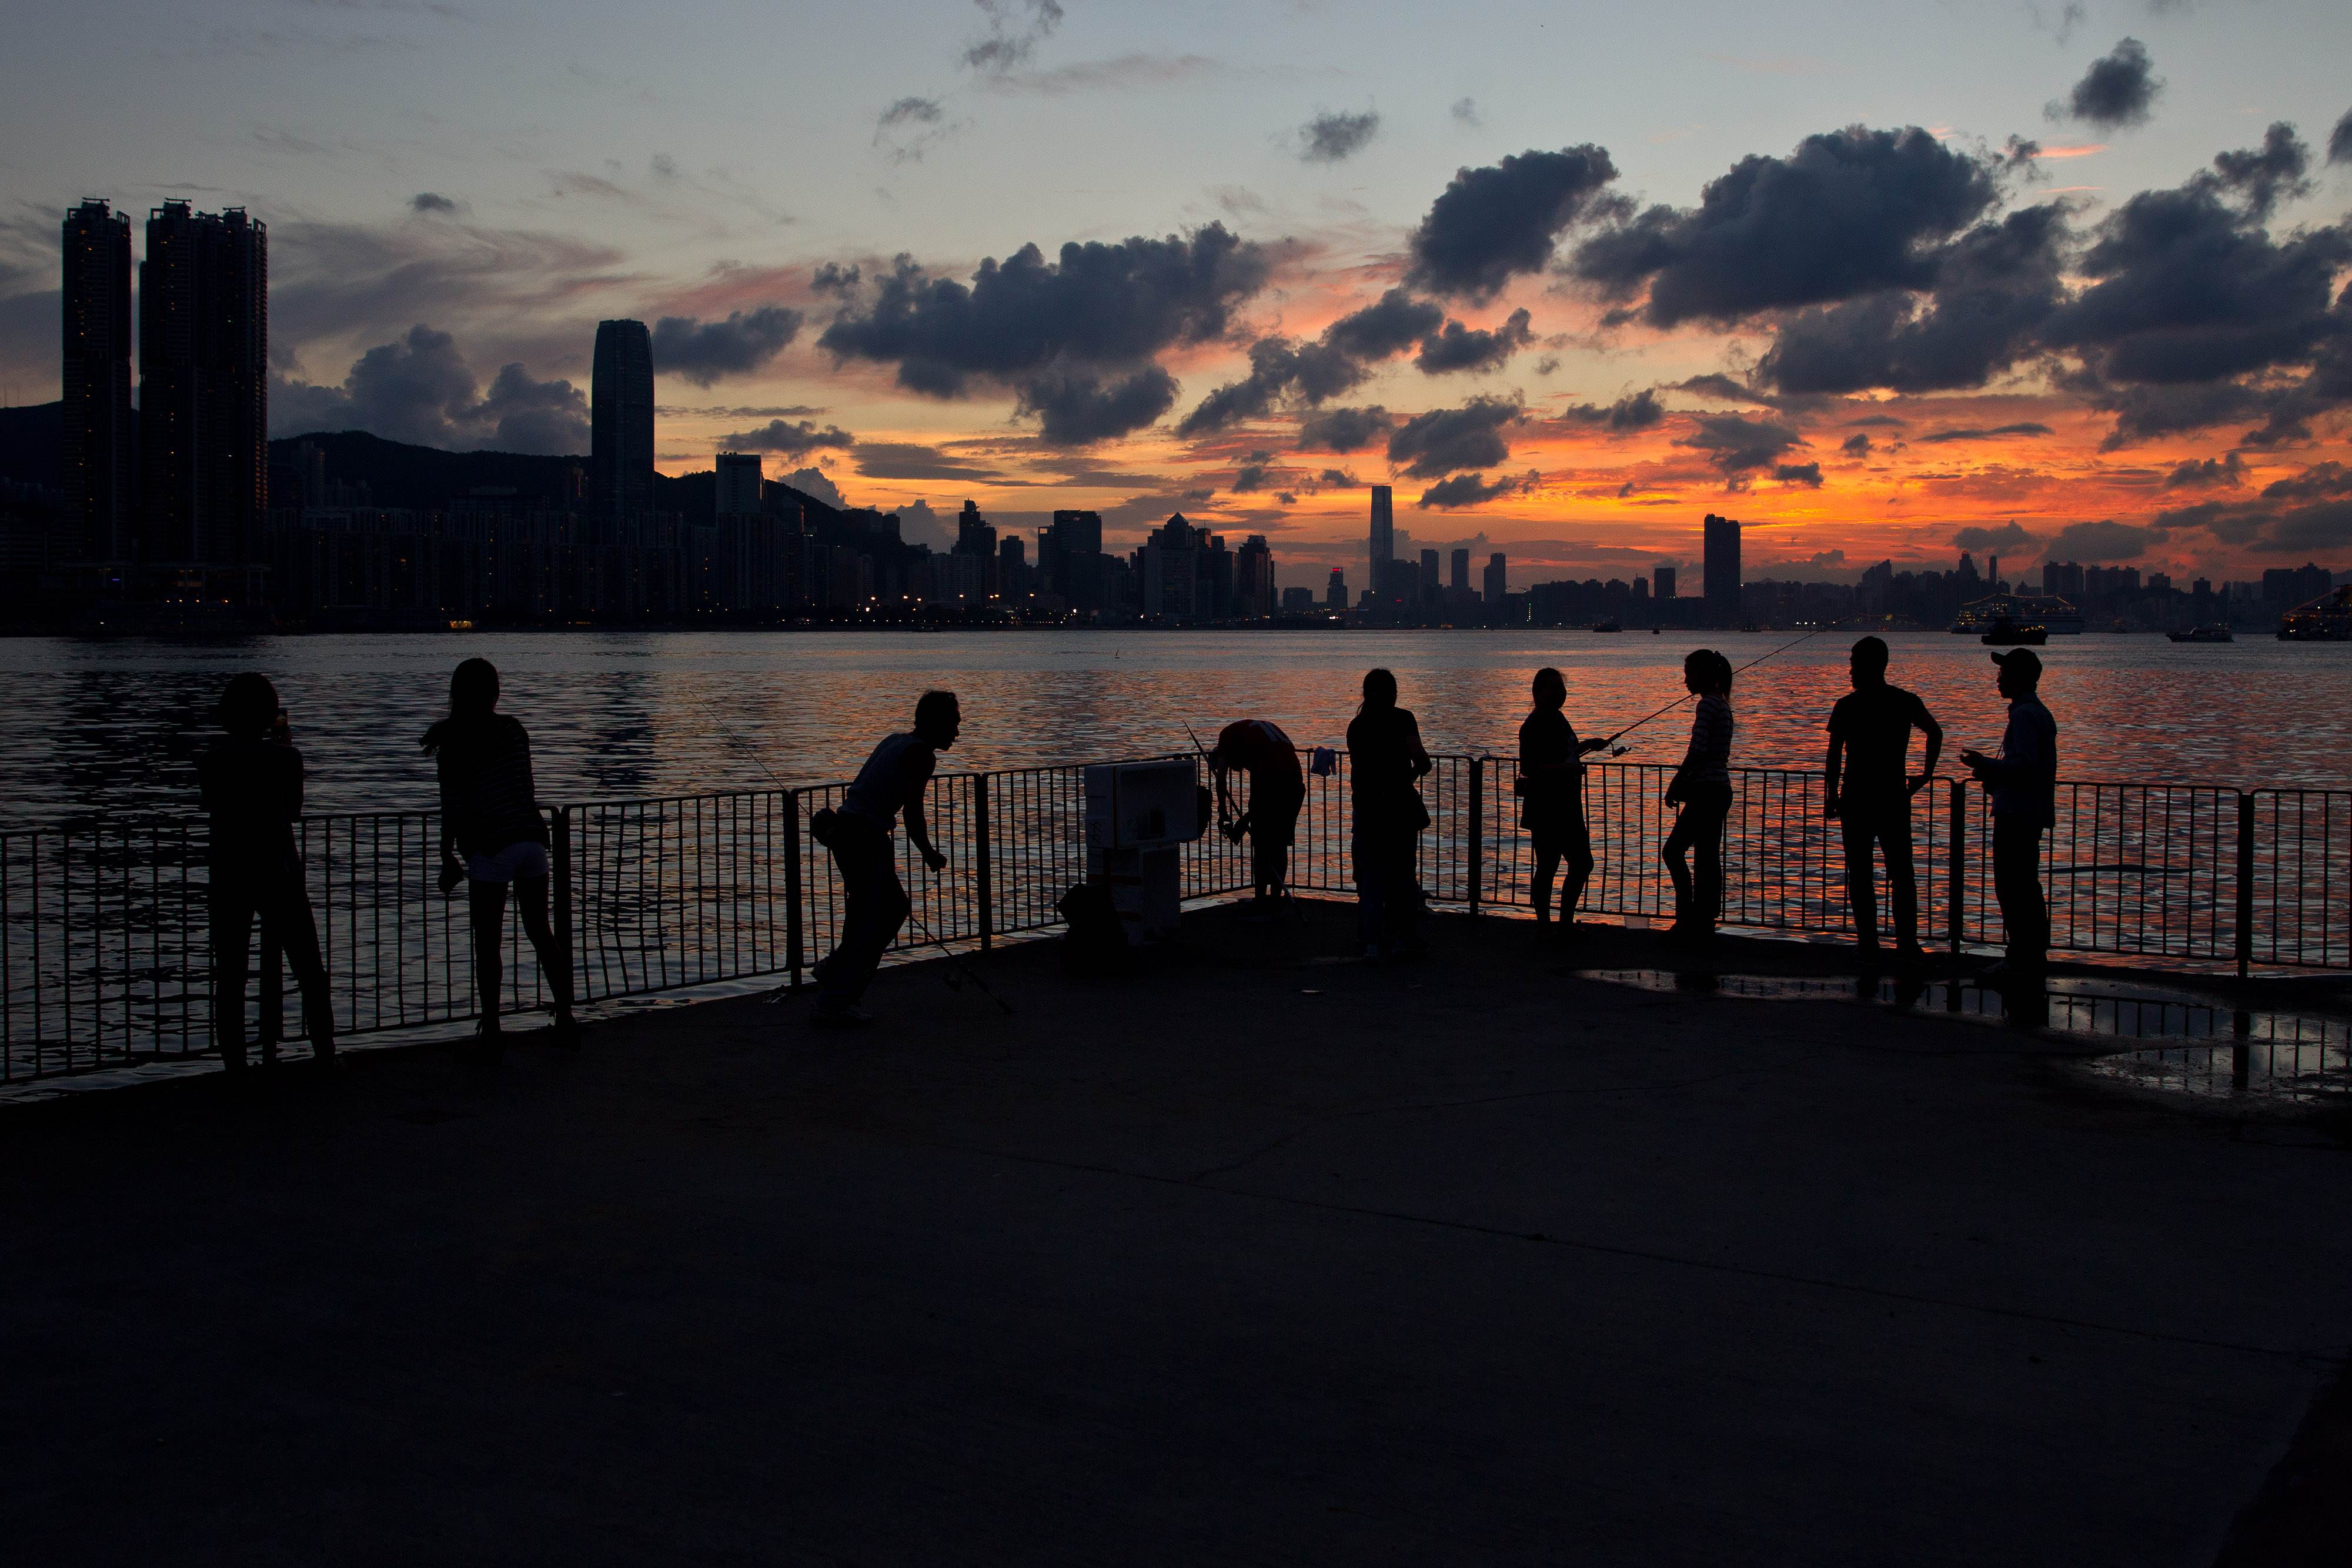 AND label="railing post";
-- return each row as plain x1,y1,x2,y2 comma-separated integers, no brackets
784,788,805,988
1466,757,1484,916
551,805,574,991
2235,791,2256,980
974,774,994,952
1946,778,1966,954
